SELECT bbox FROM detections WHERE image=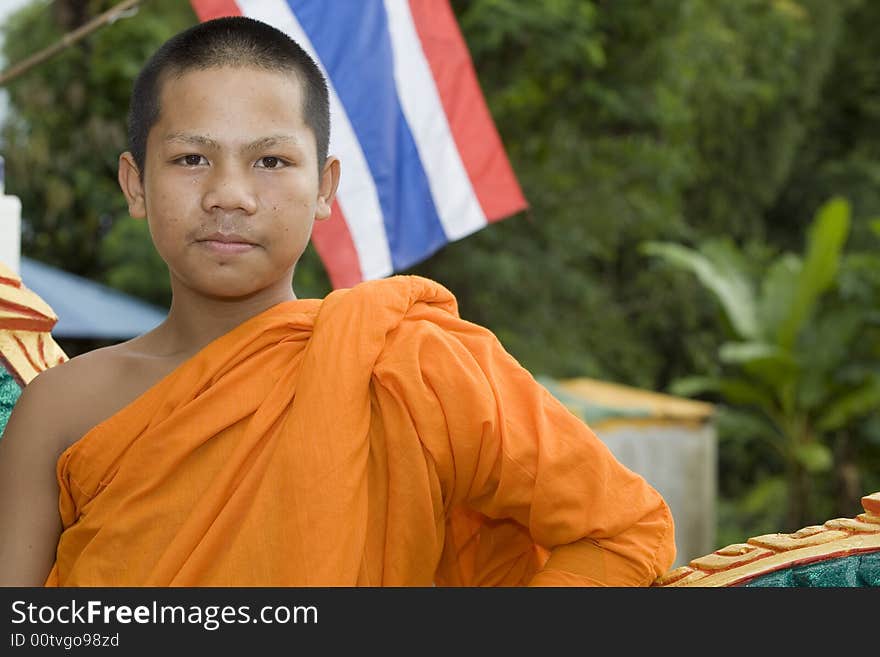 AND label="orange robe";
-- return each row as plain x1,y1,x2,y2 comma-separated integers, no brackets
46,275,675,586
